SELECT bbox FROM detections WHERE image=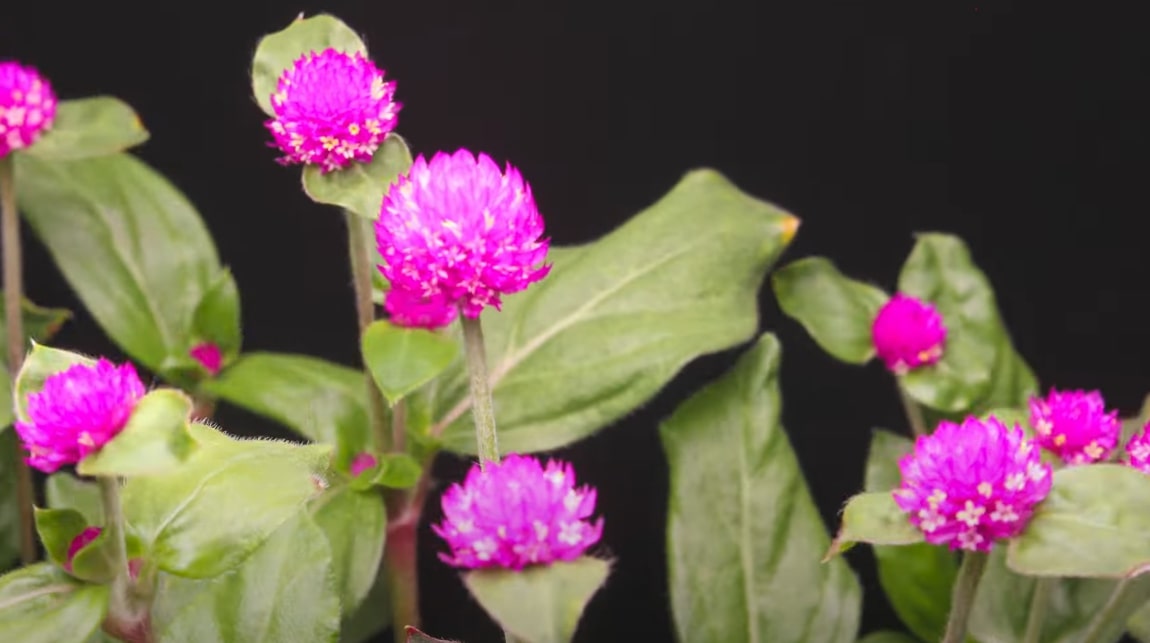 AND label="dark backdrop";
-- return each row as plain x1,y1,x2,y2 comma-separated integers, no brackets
3,1,1149,641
